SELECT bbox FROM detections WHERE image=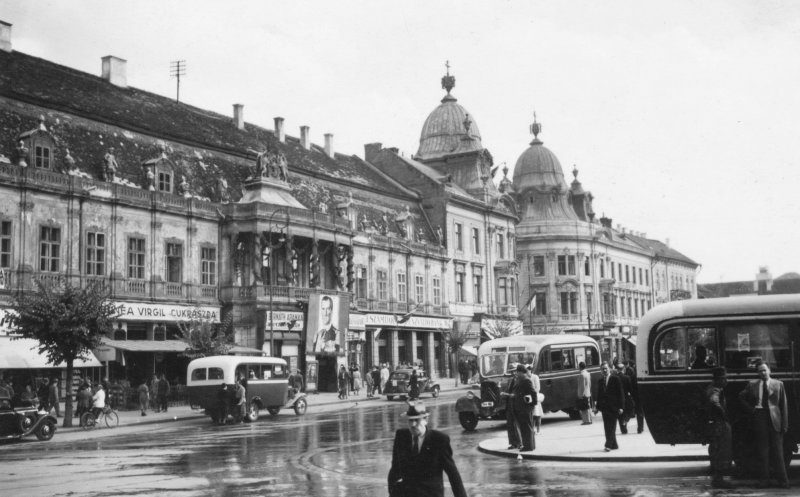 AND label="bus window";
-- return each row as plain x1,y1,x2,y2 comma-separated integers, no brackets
482,354,506,376
582,346,599,366
191,368,207,381
688,327,716,369
656,328,687,369
208,368,224,380
722,323,791,370
550,350,564,370
561,349,575,370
